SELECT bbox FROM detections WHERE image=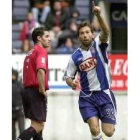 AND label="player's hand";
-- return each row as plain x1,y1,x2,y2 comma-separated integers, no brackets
92,0,101,16
93,6,101,16
71,80,78,90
